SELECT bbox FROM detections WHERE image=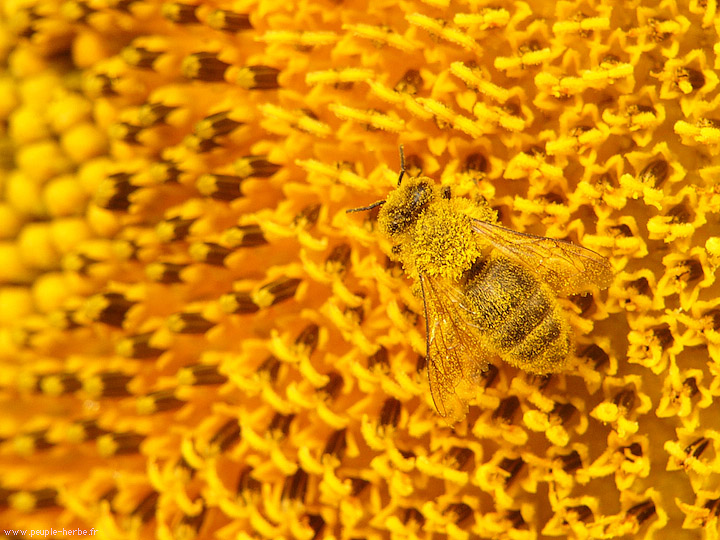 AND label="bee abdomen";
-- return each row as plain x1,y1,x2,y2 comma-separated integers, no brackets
462,255,571,374
510,311,571,373
461,256,535,328
495,287,552,350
